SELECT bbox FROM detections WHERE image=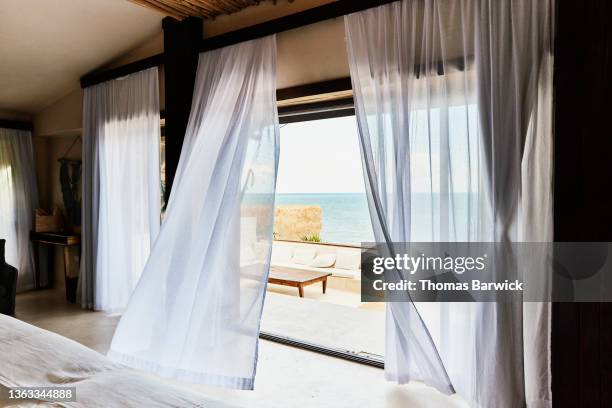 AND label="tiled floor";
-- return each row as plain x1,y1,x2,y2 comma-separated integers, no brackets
262,291,385,357
266,282,363,307
14,289,468,408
